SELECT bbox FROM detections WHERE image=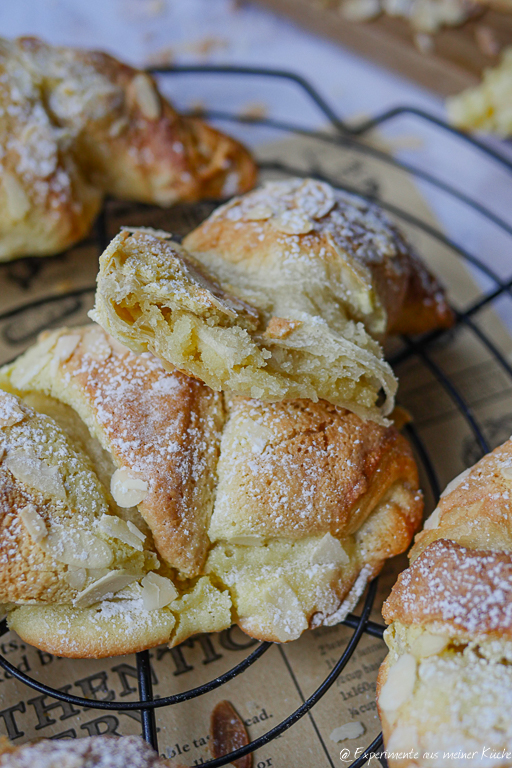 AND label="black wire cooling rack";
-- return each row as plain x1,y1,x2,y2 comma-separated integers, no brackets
0,65,511,768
